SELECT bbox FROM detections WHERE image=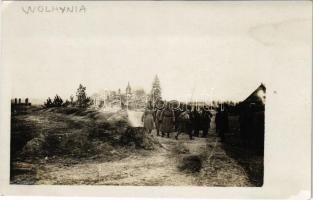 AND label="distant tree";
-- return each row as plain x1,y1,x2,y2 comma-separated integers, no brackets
76,84,91,108
63,100,70,107
44,97,53,108
150,75,162,104
53,94,63,107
